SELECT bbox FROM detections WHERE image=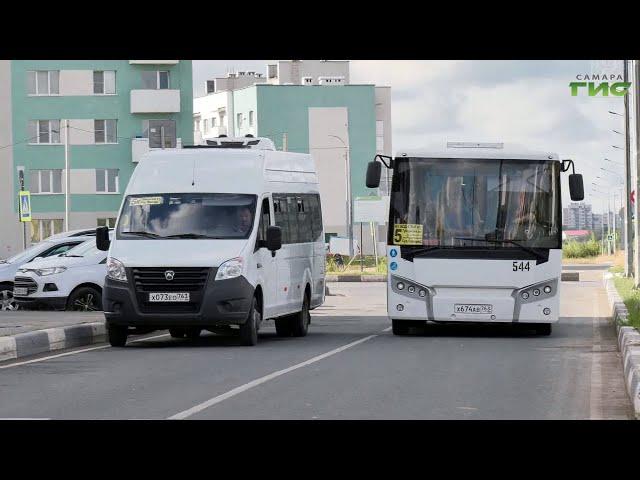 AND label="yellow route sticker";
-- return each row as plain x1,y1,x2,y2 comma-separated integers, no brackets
130,196,164,206
393,224,423,245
